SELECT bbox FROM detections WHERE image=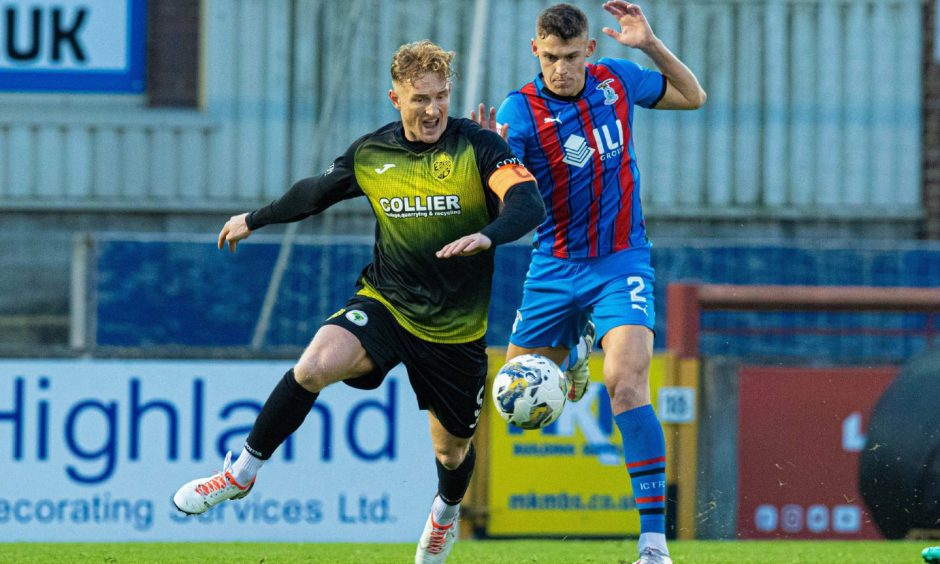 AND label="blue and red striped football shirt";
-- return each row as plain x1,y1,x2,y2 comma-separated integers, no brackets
497,58,666,259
